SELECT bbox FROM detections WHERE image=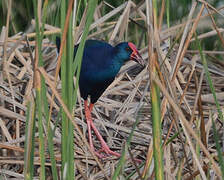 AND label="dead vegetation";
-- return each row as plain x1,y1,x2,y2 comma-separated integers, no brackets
0,0,224,179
